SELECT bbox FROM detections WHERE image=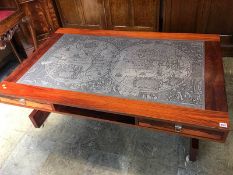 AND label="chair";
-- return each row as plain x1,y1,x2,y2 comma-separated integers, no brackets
0,0,37,63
